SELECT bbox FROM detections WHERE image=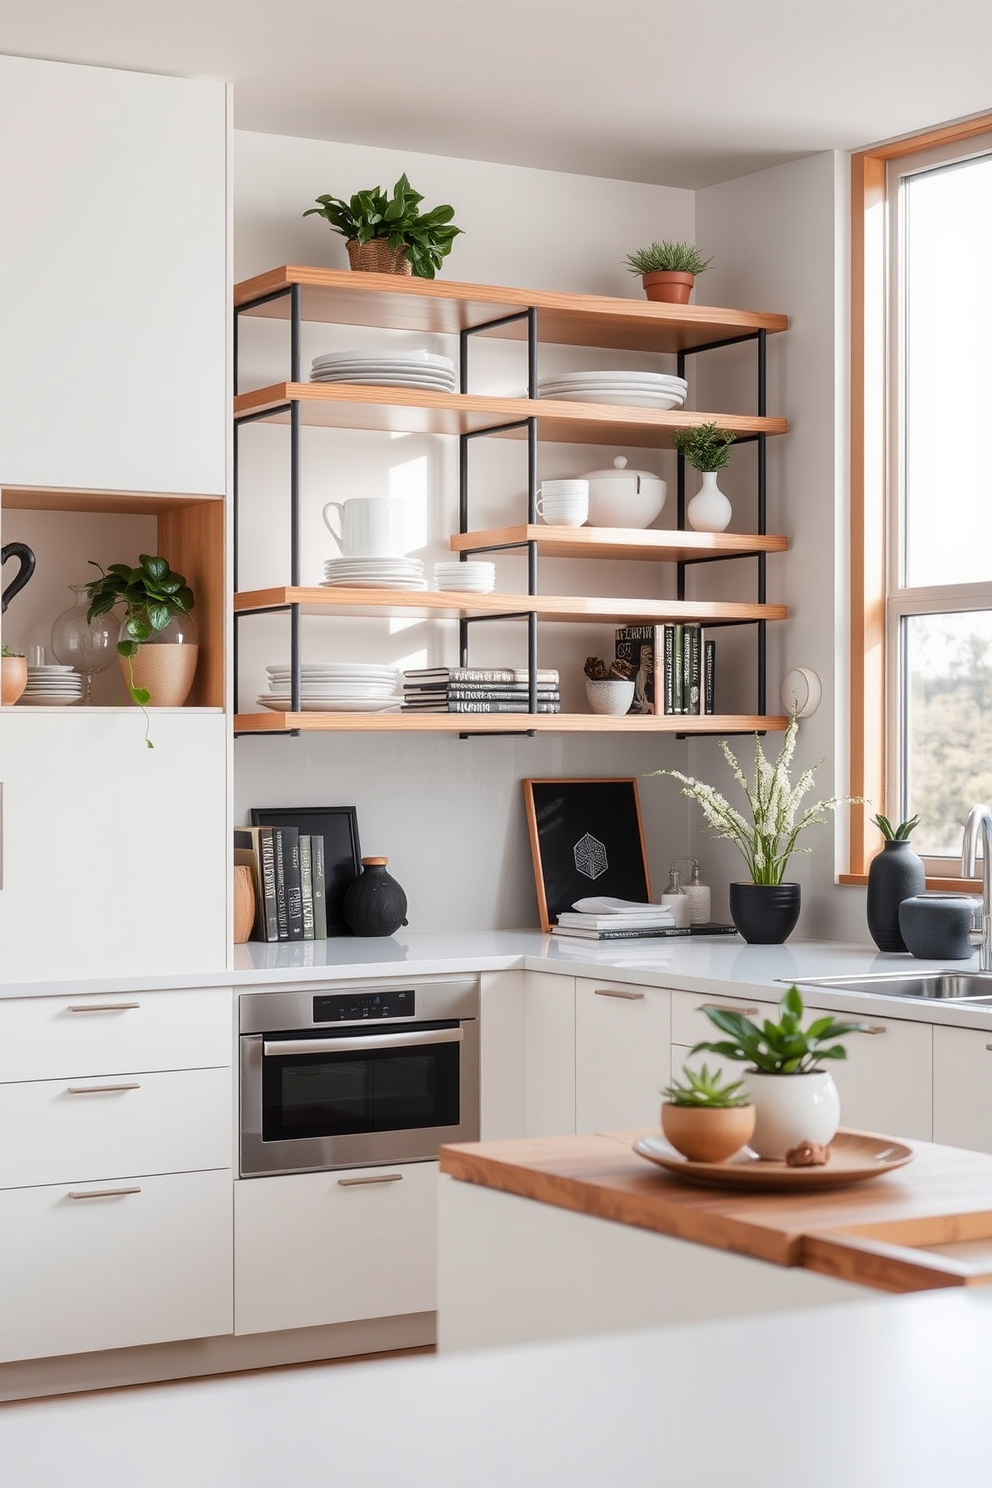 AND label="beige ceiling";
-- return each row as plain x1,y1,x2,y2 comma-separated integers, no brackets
1,0,990,187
